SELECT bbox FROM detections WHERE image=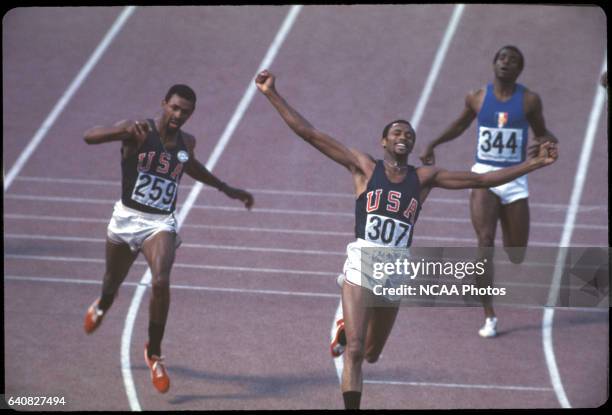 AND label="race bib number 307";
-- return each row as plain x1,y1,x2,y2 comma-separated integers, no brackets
131,172,177,211
365,214,412,247
477,126,523,163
